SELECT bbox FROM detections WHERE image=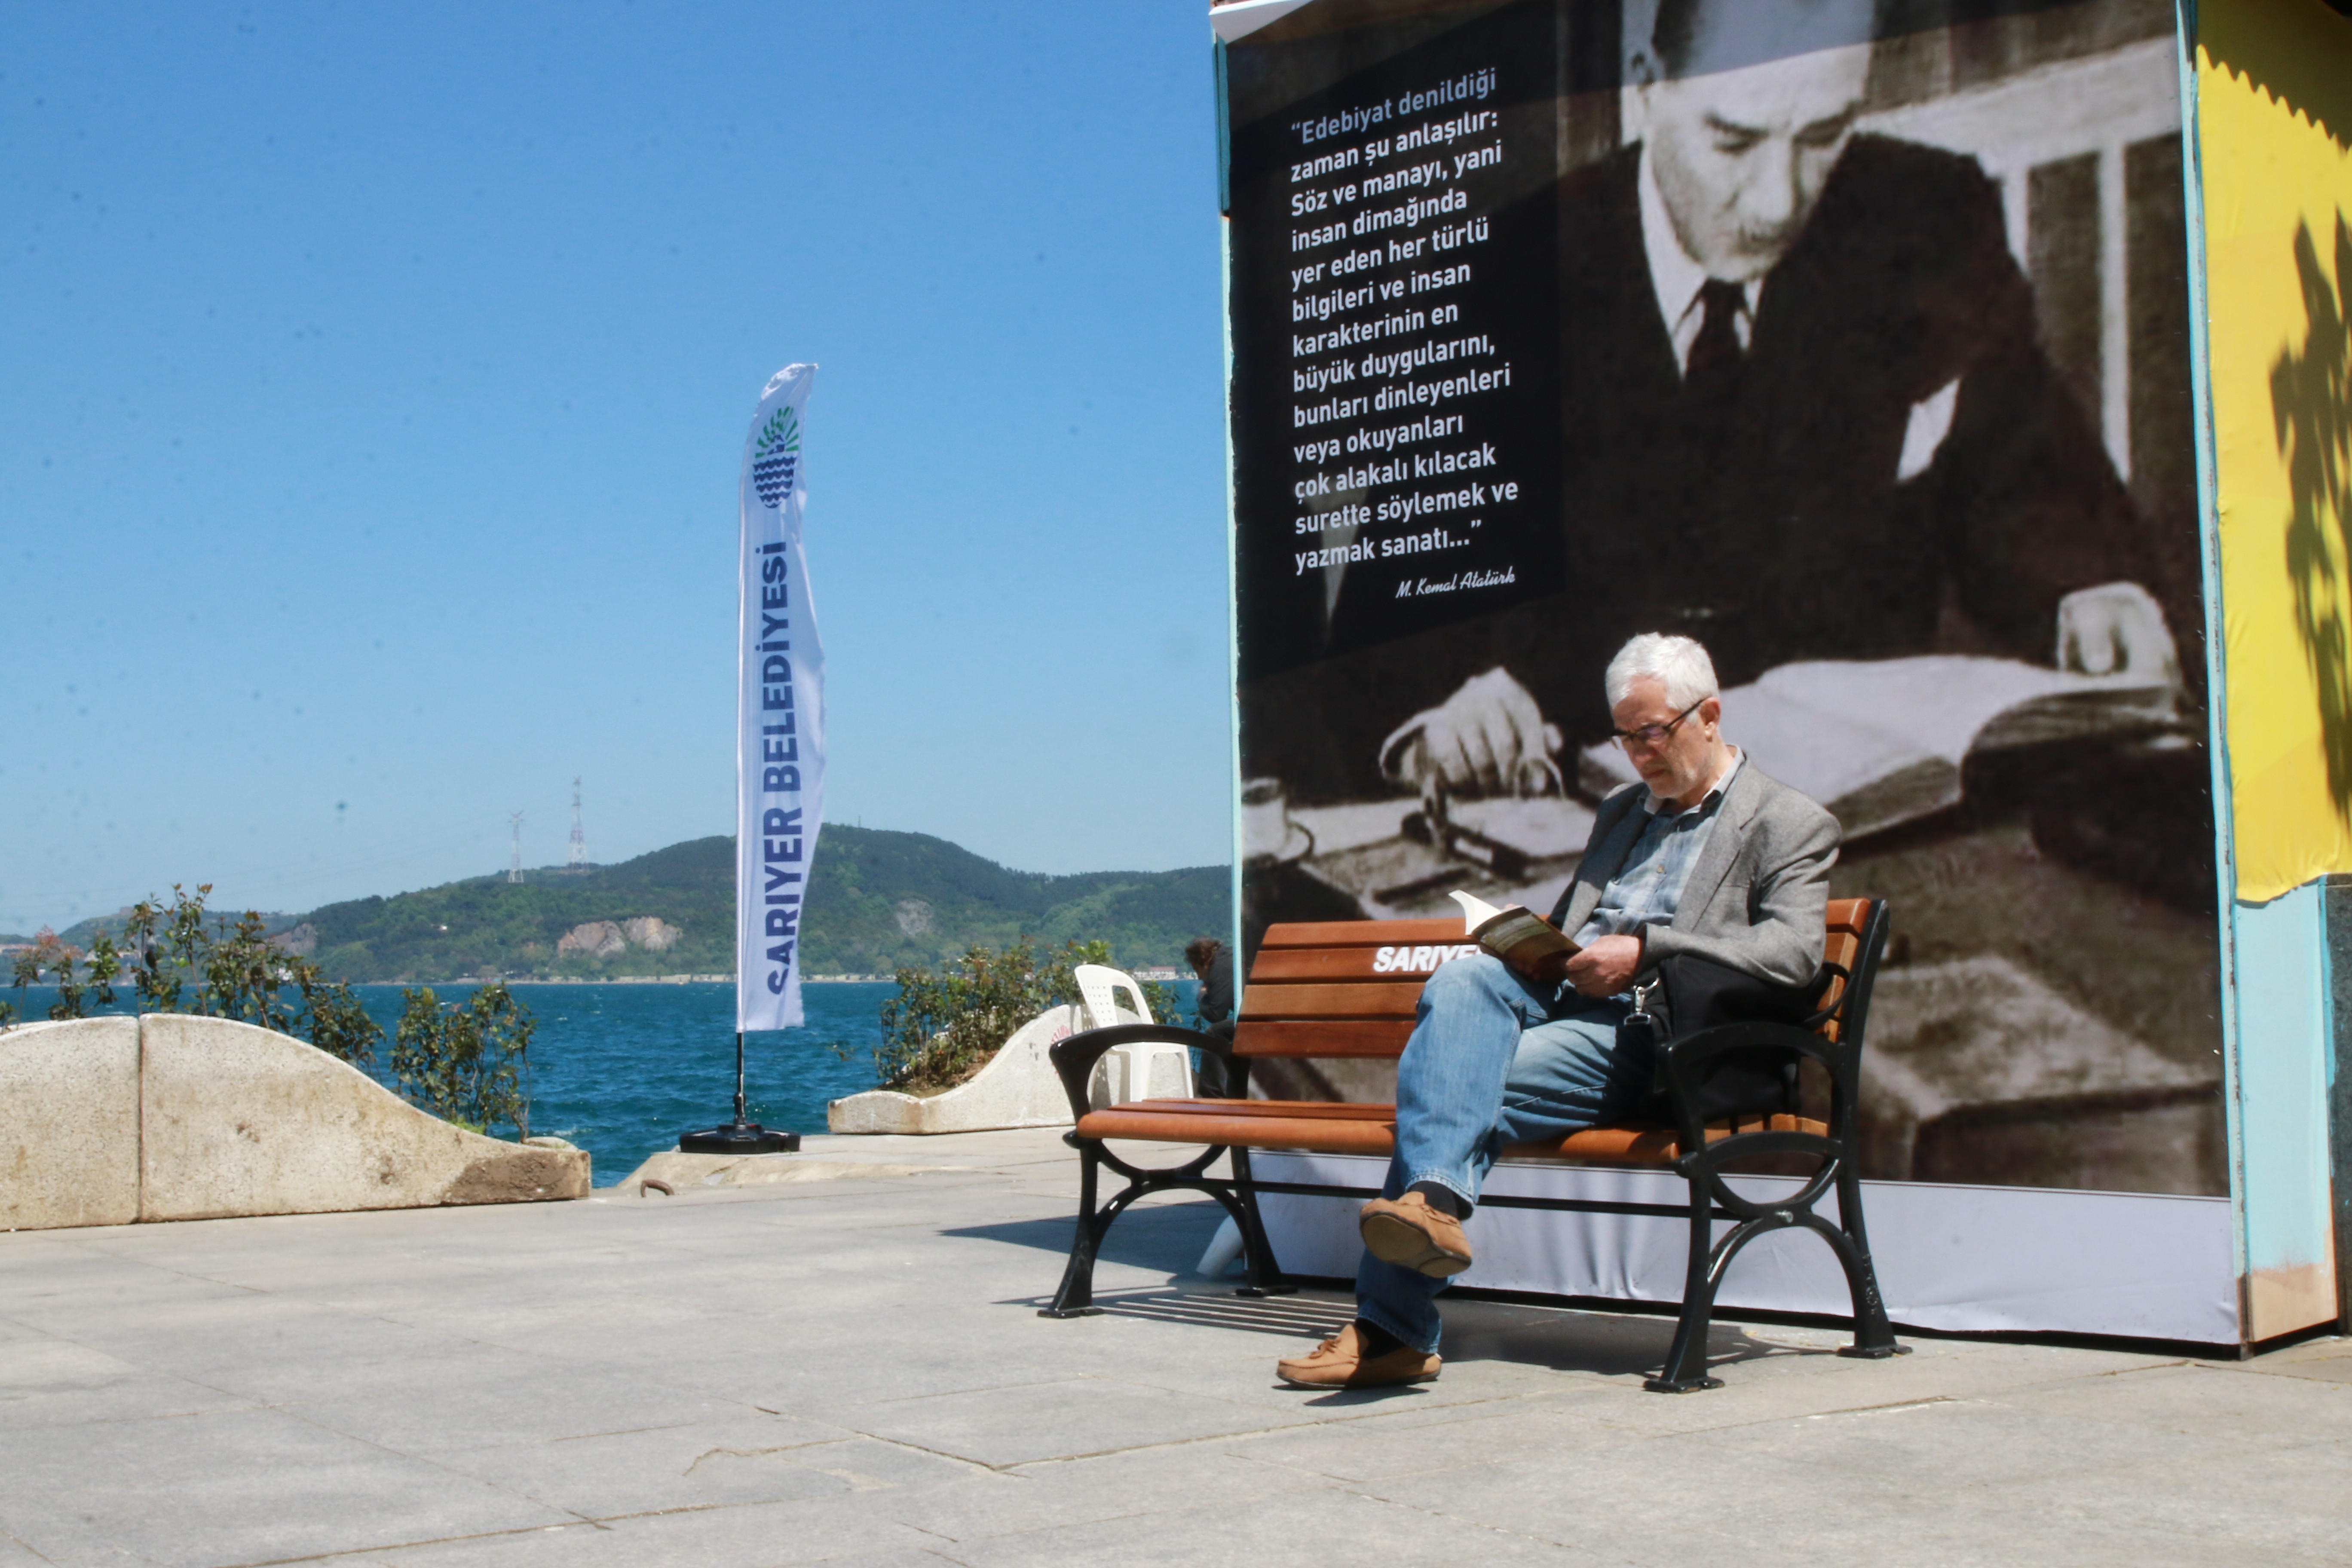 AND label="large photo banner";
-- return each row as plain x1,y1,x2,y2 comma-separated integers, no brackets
1227,0,2224,1200
735,364,826,1032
